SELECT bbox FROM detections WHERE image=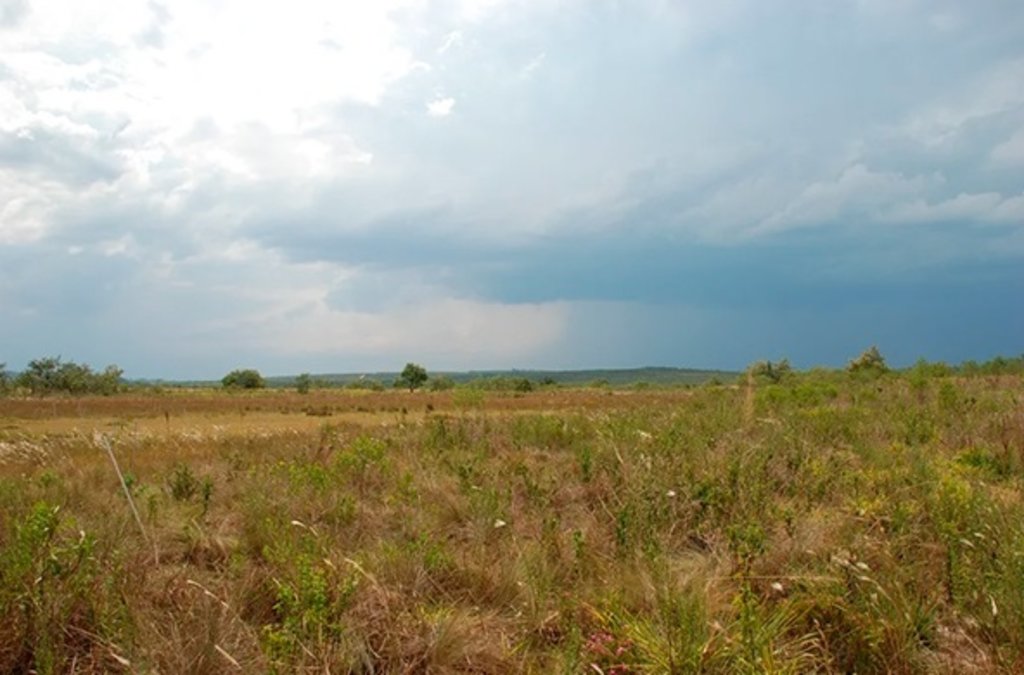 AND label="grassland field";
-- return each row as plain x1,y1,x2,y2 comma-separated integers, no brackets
0,374,1022,673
